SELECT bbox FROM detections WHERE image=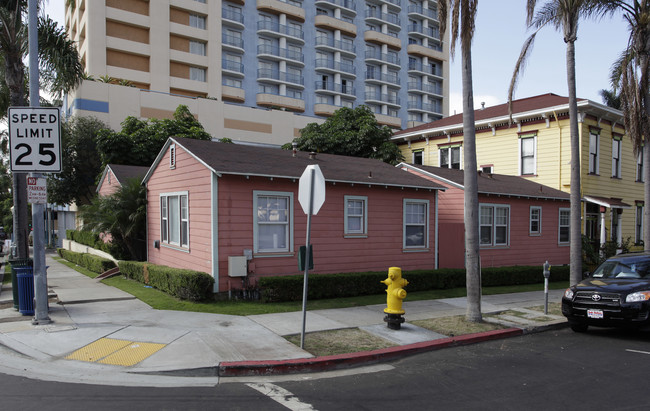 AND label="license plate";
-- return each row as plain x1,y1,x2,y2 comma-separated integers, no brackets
587,309,604,319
